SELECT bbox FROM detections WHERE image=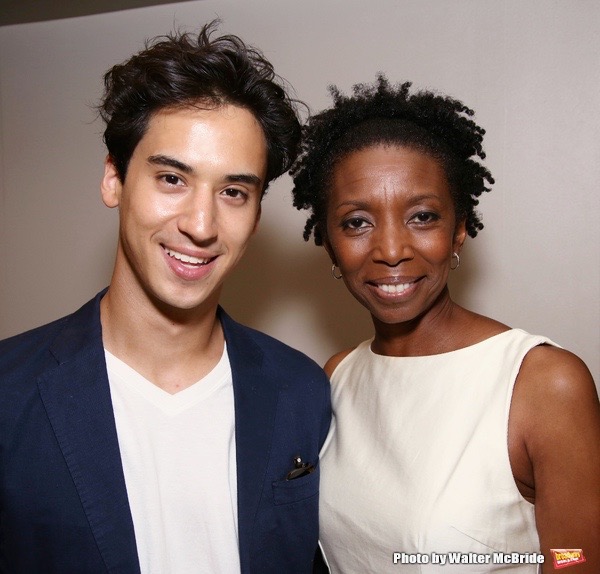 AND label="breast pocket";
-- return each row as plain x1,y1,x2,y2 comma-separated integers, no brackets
271,461,320,506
